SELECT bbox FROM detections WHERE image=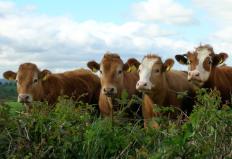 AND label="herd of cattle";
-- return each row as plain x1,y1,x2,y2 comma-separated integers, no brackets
3,44,232,128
